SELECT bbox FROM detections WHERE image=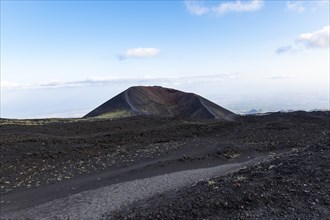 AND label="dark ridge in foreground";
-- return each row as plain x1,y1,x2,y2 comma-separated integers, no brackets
84,86,236,120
